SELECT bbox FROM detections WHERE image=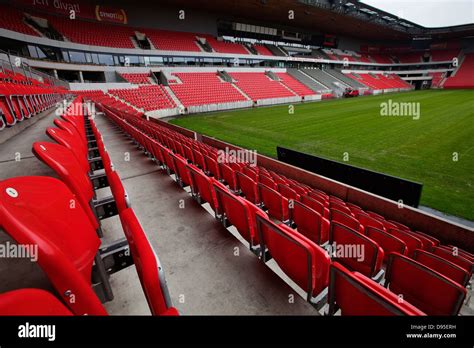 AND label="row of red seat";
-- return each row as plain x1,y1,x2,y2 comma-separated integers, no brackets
0,81,67,130
78,90,144,117
346,73,411,90
120,73,153,84
0,97,178,316
103,109,472,316
169,73,248,107
109,86,176,111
